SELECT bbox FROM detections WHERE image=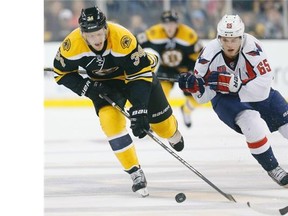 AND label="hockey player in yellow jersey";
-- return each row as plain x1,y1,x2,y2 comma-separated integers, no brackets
53,6,185,197
137,10,203,128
